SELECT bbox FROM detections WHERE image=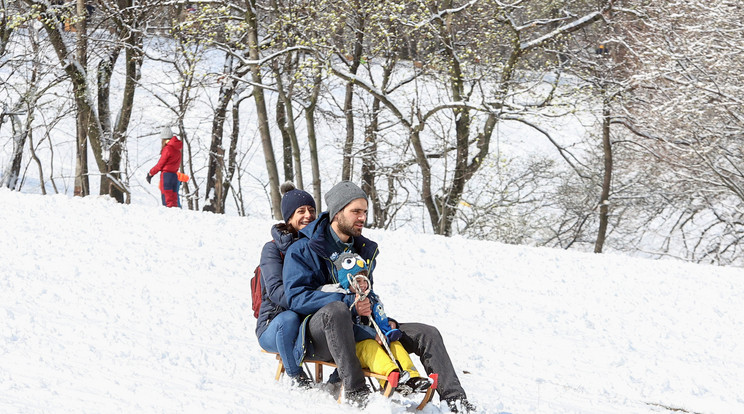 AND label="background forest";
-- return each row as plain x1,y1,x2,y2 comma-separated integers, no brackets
1,0,742,266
